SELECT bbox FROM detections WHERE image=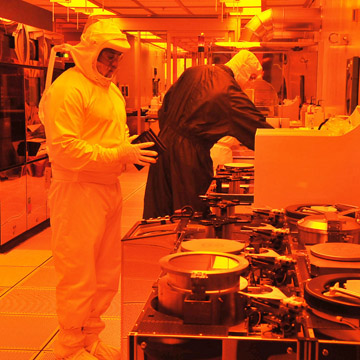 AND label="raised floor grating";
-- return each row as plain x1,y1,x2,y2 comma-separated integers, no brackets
0,315,58,350
0,288,56,315
0,350,38,360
